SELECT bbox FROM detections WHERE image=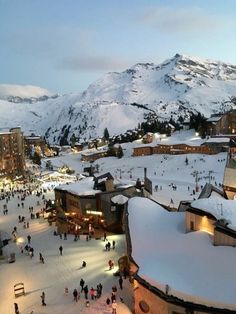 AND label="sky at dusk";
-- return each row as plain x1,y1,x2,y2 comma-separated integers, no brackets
1,0,236,94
